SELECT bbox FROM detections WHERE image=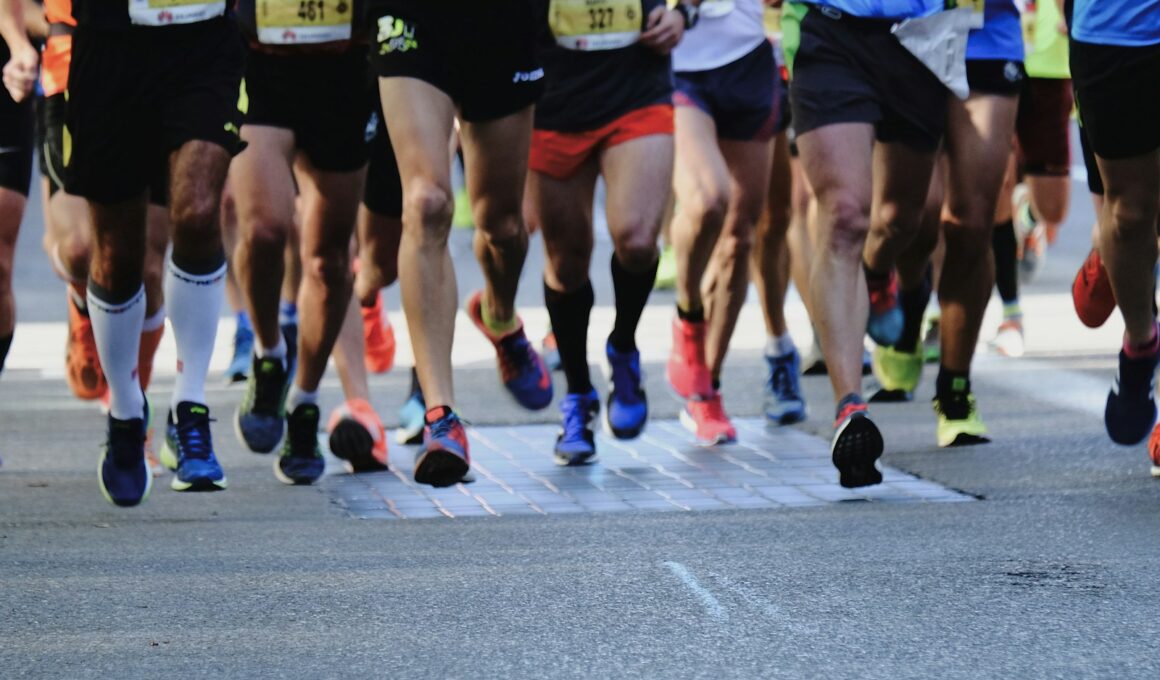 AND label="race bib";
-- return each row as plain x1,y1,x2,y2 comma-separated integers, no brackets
549,0,642,51
700,0,735,19
256,0,353,44
128,0,224,26
945,0,984,29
